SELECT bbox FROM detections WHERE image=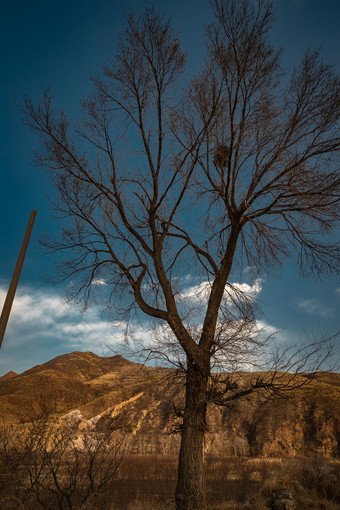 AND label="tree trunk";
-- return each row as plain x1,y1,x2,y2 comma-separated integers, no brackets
175,360,209,510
